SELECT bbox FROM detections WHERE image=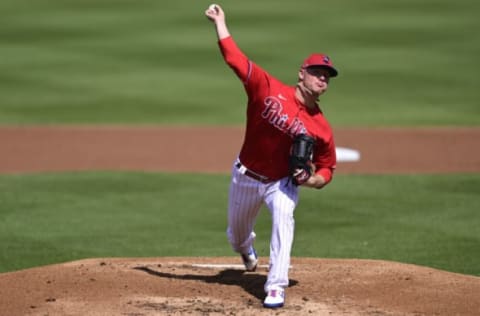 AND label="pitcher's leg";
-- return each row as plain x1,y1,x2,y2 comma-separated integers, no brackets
227,167,263,254
264,179,298,292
